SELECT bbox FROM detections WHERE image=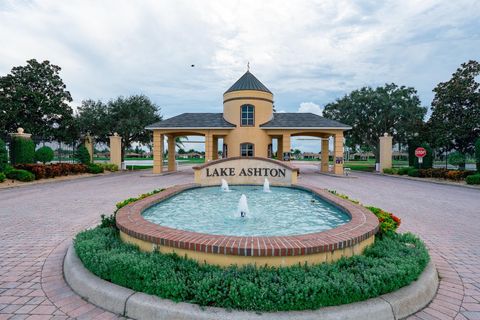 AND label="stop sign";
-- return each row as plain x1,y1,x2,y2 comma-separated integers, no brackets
415,147,427,158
